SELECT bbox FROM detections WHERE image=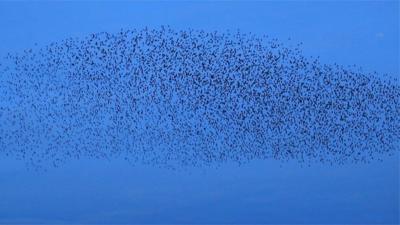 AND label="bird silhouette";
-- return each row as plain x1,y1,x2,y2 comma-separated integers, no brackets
0,26,398,169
